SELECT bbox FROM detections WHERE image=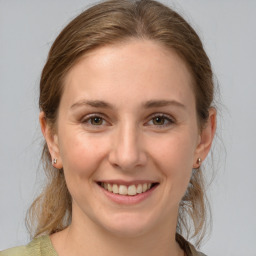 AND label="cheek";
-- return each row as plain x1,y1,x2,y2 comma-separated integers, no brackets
150,131,195,193
152,131,195,167
58,129,109,184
